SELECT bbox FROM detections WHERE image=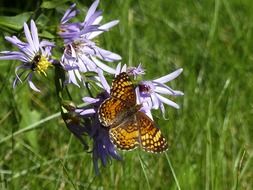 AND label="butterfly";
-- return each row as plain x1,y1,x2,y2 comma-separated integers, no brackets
98,72,168,153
